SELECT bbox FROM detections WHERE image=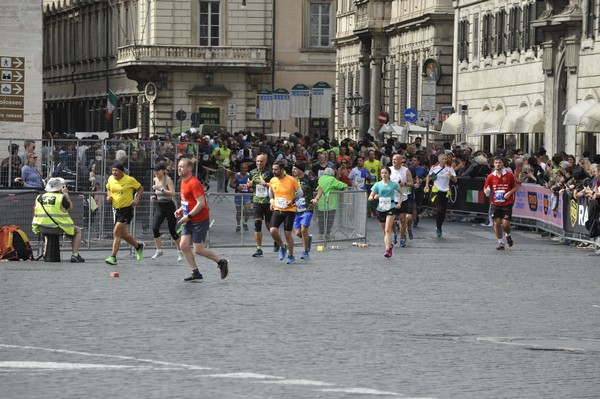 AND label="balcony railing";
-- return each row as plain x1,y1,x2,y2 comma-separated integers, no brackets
117,45,269,69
